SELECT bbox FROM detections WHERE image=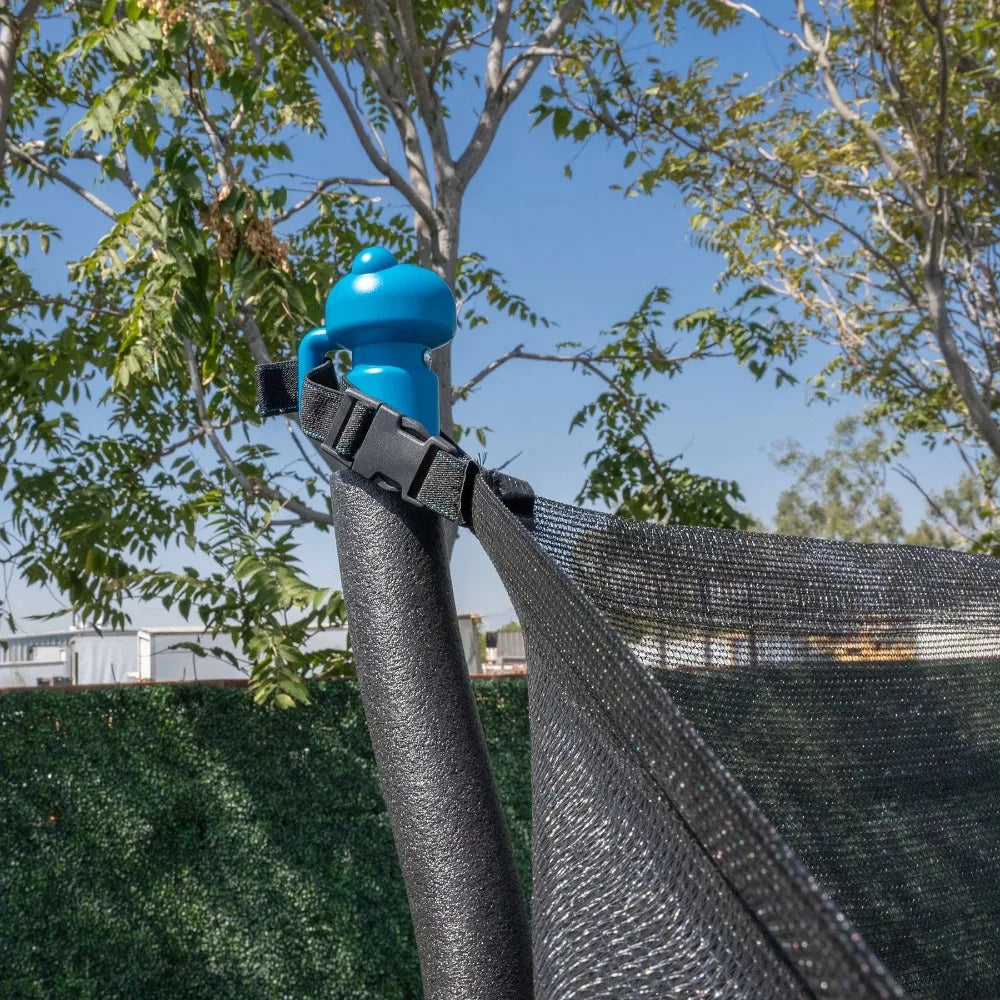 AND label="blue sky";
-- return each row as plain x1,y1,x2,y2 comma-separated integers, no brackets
4,10,962,629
